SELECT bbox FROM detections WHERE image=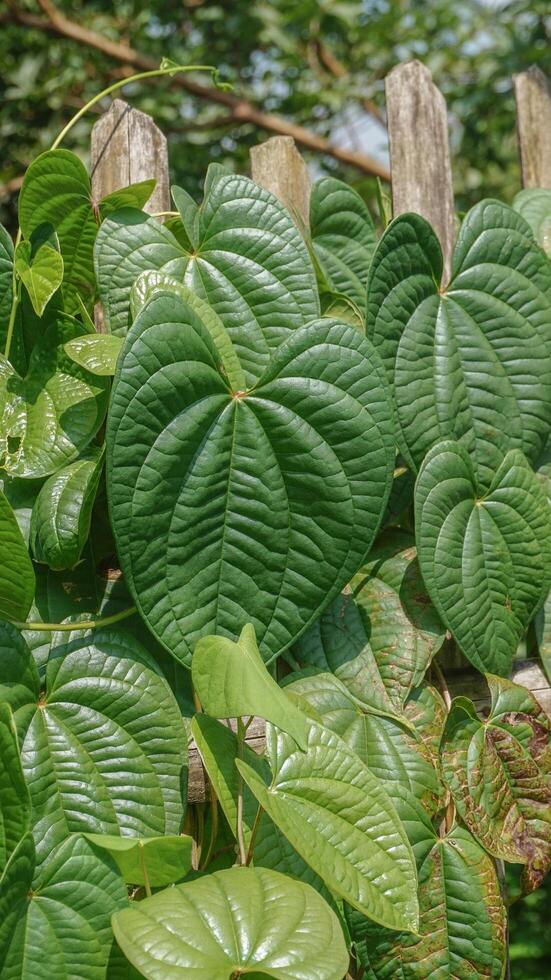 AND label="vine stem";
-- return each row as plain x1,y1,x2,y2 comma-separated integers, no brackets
11,605,137,632
432,658,457,834
50,64,221,151
236,717,248,866
245,804,264,866
139,843,152,898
